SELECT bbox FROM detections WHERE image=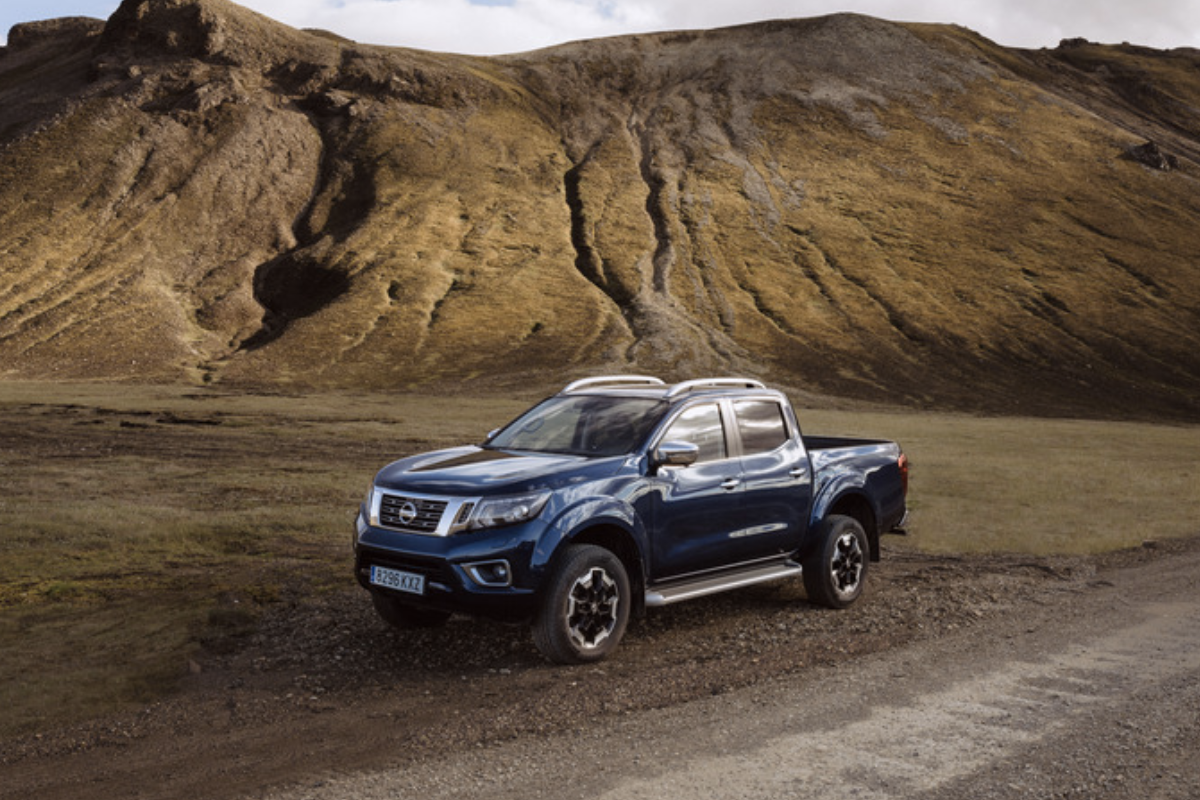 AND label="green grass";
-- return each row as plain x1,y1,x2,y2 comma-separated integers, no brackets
0,381,1198,738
